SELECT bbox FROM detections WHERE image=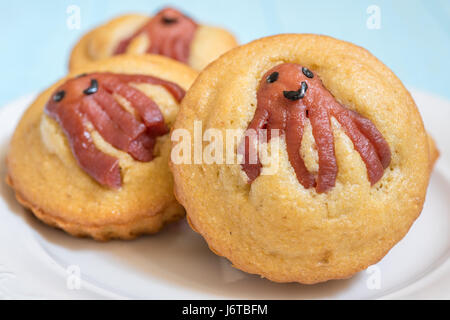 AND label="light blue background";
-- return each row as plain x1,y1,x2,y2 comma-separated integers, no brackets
0,0,449,106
